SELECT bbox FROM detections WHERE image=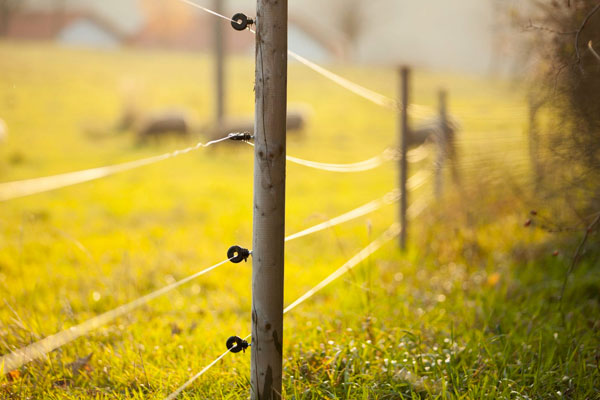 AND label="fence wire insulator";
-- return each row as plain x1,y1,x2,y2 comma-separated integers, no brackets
227,245,250,263
226,336,250,353
231,13,254,31
228,132,254,141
